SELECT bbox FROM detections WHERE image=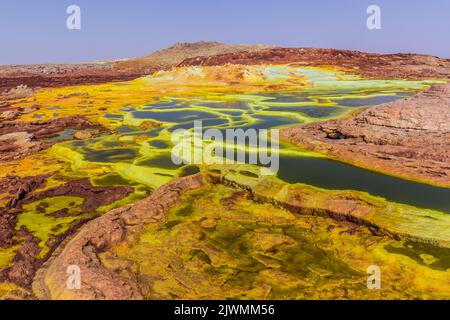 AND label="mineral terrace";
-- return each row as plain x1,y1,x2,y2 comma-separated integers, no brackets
0,42,449,299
